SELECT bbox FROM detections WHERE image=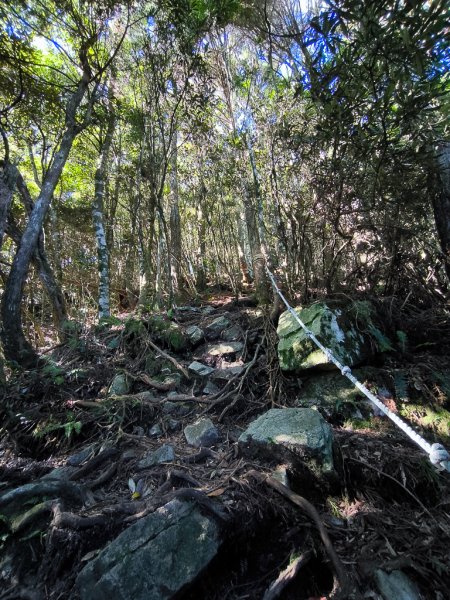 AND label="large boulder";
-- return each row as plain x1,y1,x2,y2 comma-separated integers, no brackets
77,500,221,600
277,301,380,372
239,408,333,472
